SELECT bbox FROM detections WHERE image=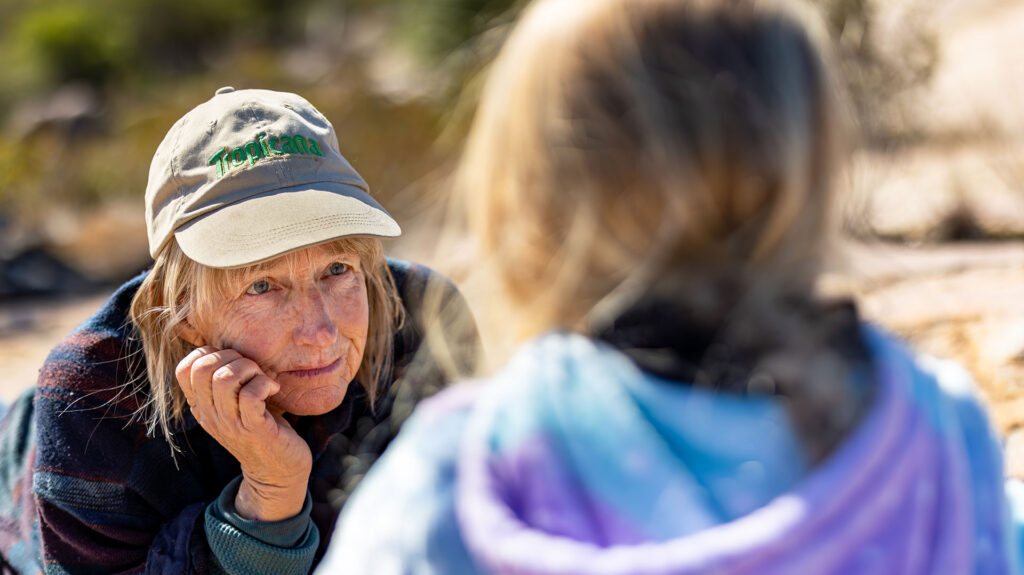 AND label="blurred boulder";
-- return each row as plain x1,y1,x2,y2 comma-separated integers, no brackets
43,202,151,284
844,144,1024,242
0,201,148,299
0,245,93,299
10,84,104,138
